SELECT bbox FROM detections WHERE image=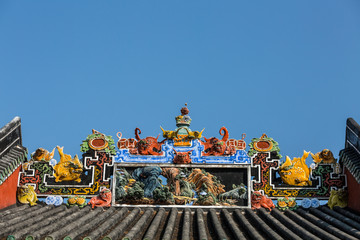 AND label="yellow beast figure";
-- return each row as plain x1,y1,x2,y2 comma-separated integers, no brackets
279,150,312,186
17,185,38,206
311,149,336,164
53,146,83,182
328,189,347,209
